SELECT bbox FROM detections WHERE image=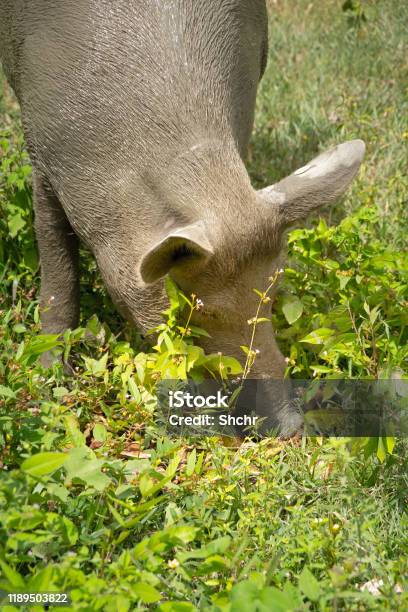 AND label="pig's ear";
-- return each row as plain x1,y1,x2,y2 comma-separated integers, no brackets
258,140,365,226
140,221,213,284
